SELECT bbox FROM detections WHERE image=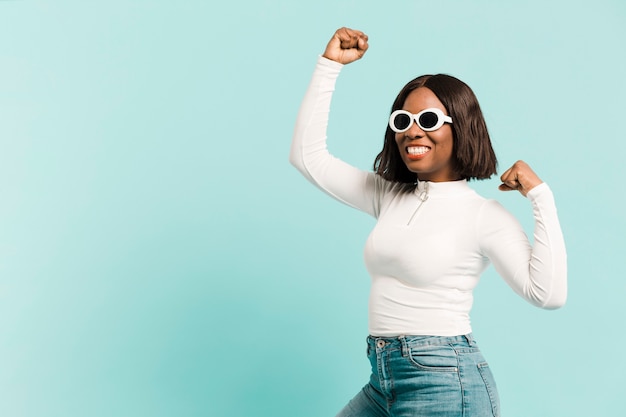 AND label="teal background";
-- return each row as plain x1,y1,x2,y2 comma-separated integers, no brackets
0,0,624,416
